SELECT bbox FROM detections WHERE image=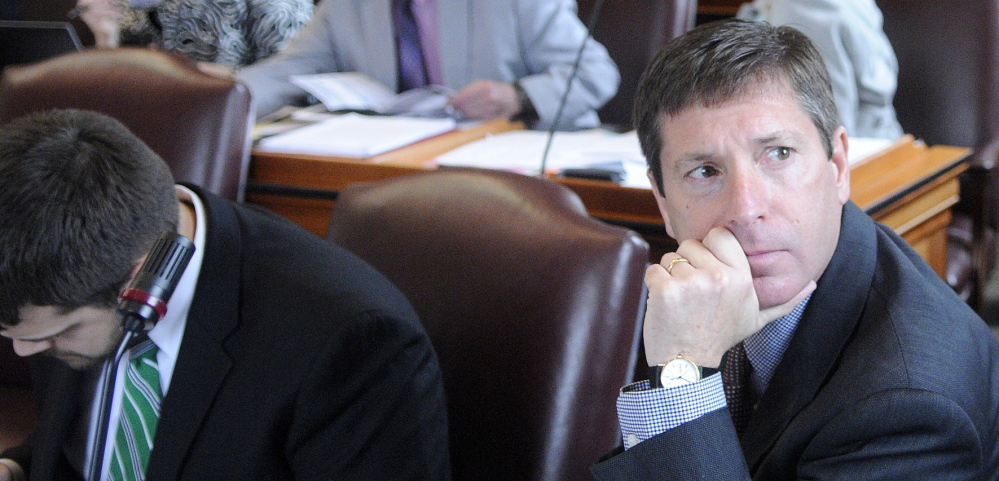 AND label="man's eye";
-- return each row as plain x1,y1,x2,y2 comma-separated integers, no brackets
770,146,792,161
688,165,720,179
